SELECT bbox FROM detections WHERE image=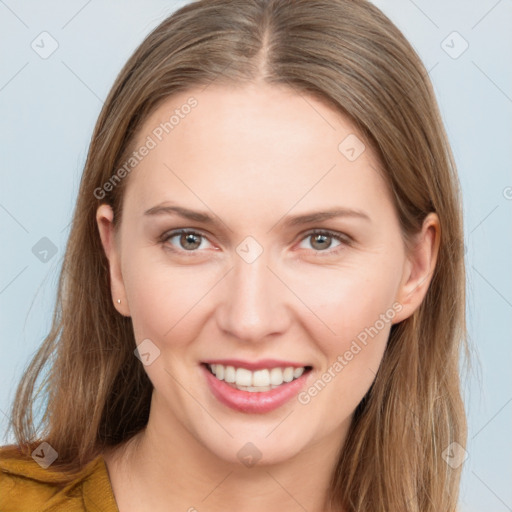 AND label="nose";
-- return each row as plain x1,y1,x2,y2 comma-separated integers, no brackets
216,250,291,343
